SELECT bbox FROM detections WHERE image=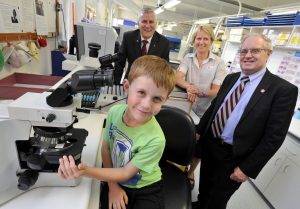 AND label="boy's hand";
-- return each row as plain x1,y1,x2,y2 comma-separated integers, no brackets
108,183,128,209
58,155,86,179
